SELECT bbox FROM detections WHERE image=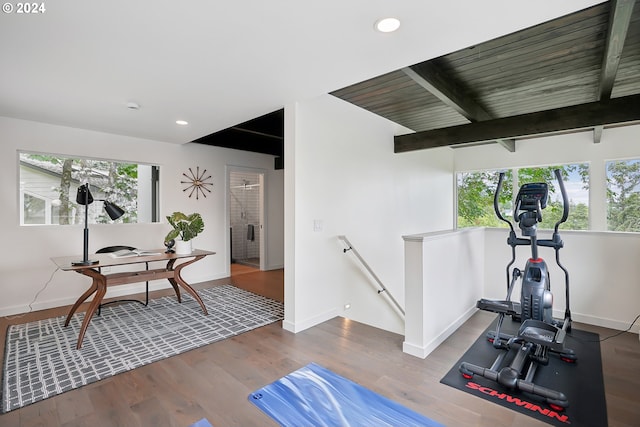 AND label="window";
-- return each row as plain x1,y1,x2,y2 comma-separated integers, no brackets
457,169,507,228
19,152,159,225
23,192,47,225
457,164,589,230
606,159,640,232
